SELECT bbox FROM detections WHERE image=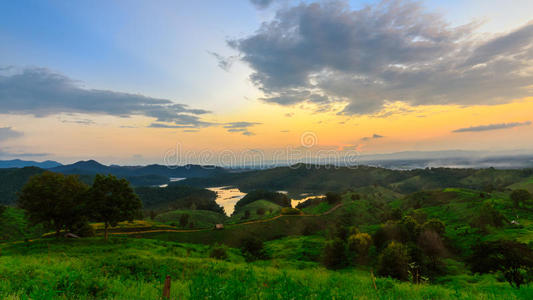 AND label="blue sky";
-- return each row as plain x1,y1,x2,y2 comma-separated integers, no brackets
1,0,532,164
